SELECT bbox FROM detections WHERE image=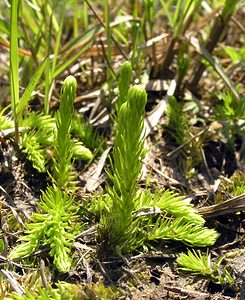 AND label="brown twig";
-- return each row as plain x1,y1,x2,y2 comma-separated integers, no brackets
199,193,245,218
166,128,207,158
40,260,48,290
